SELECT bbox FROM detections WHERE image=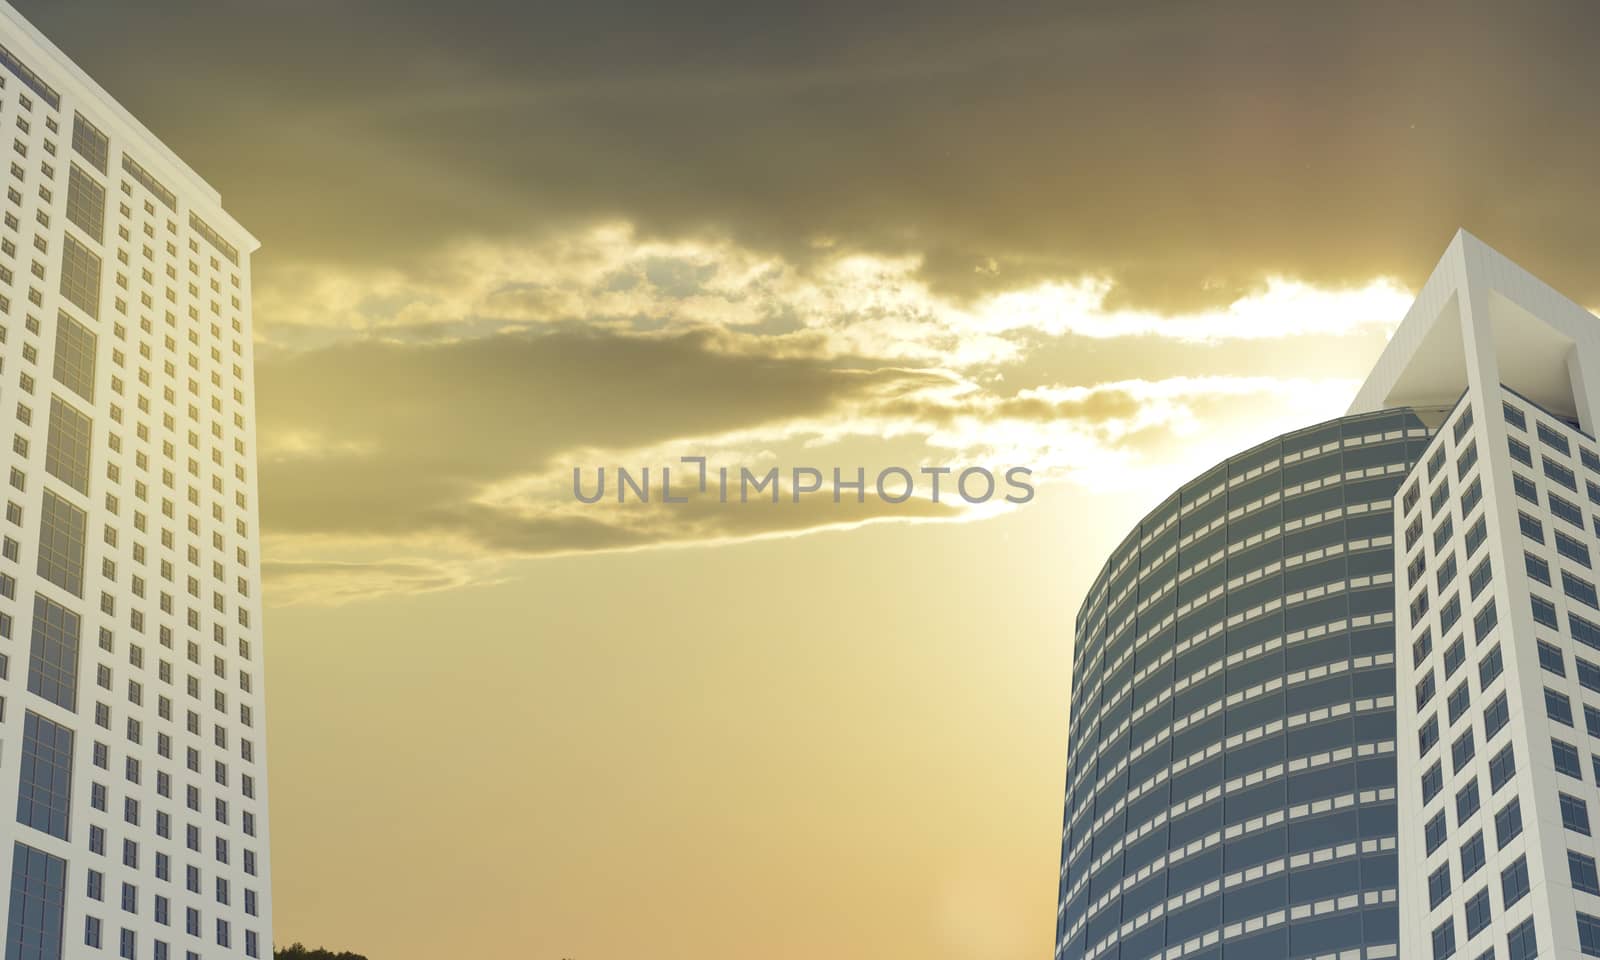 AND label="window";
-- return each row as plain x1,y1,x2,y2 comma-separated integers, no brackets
1563,793,1593,835
1413,590,1433,624
1466,516,1489,555
1484,693,1511,739
1464,888,1491,938
72,111,109,172
1540,639,1567,675
1588,704,1600,738
1427,810,1449,853
1424,760,1445,803
1489,744,1515,791
1448,682,1470,723
1502,855,1530,907
1440,594,1462,631
1445,637,1466,677
64,164,103,242
1548,687,1576,726
1507,917,1537,960
1556,738,1584,779
1434,918,1457,960
1421,715,1441,755
1456,407,1477,443
1573,850,1600,895
1495,797,1523,847
1555,492,1587,527
1438,553,1459,591
1559,529,1593,566
59,233,101,320
1534,594,1560,628
7,843,67,960
26,594,80,711
1475,601,1499,643
1469,558,1492,598
1548,455,1580,491
1418,671,1438,709
1578,614,1600,652
1513,472,1538,503
1453,732,1476,774
52,311,97,401
1461,477,1483,515
17,711,74,839
1462,832,1486,879
1430,445,1449,479
1505,402,1527,430
122,154,176,210
1578,911,1600,956
1569,571,1600,609
1410,551,1429,586
1479,644,1503,687
36,489,86,597
1436,515,1456,552
1511,436,1533,465
1432,482,1452,516
1540,420,1573,454
1415,629,1434,667
43,396,91,494
1528,552,1553,585
1456,778,1480,820
1430,862,1453,908
1520,512,1545,543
